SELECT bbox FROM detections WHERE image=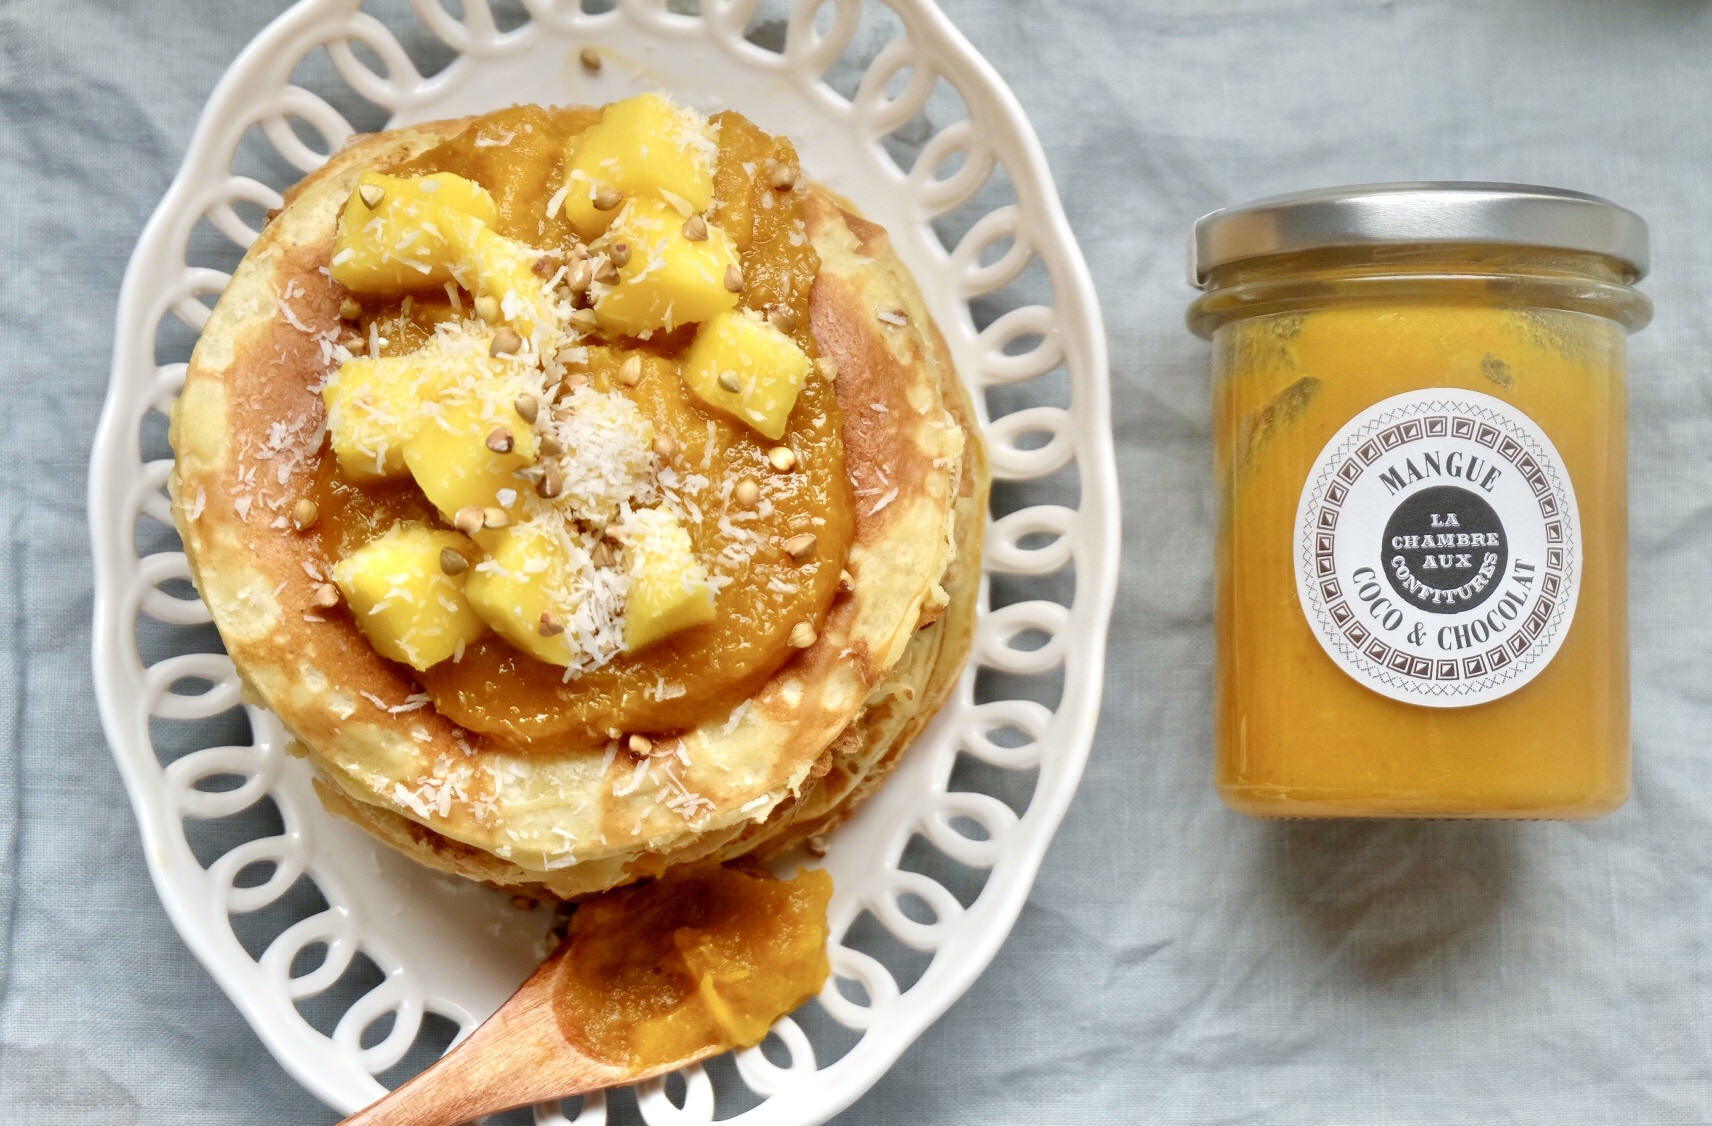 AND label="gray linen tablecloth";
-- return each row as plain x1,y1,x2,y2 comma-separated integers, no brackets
7,0,1712,1122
